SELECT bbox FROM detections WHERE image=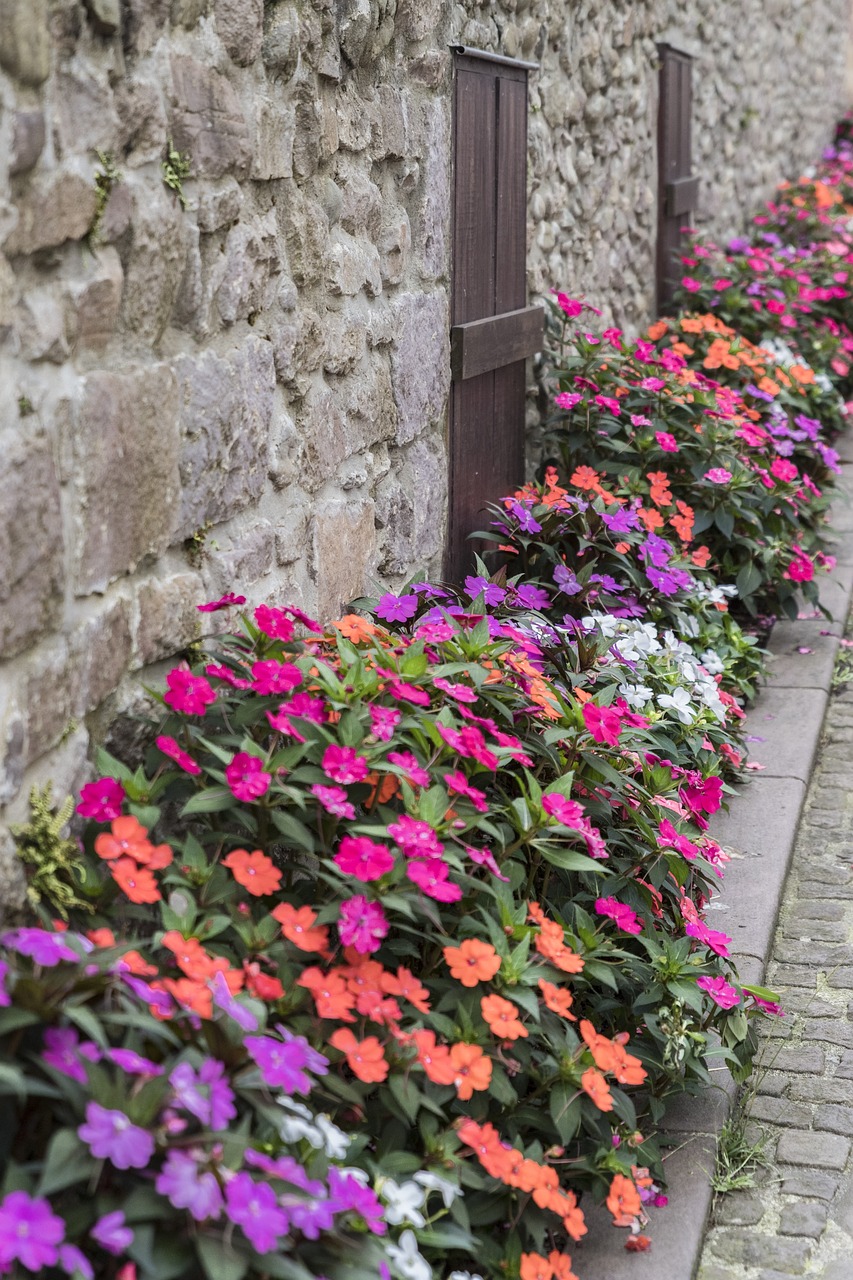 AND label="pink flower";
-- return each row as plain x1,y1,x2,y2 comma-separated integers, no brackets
595,394,621,415
657,818,699,861
387,751,431,787
78,1102,155,1169
444,770,488,813
555,391,582,409
786,551,814,582
156,736,201,776
753,995,785,1016
91,1212,134,1256
322,744,369,785
680,775,723,817
170,1059,236,1131
555,292,583,317
251,660,302,695
681,276,702,292
542,793,586,826
369,705,401,741
334,835,395,881
631,413,652,426
436,723,499,769
205,663,252,690
196,593,245,612
338,896,389,954
164,668,216,716
387,814,443,858
156,1151,223,1222
76,777,125,822
595,896,643,935
433,677,478,703
697,975,740,1009
311,784,355,820
225,1174,289,1254
641,376,666,392
582,702,623,747
655,431,679,452
771,457,799,483
466,845,509,881
685,920,732,957
704,467,733,484
225,752,271,802
407,859,462,902
0,1192,66,1273
254,604,294,642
